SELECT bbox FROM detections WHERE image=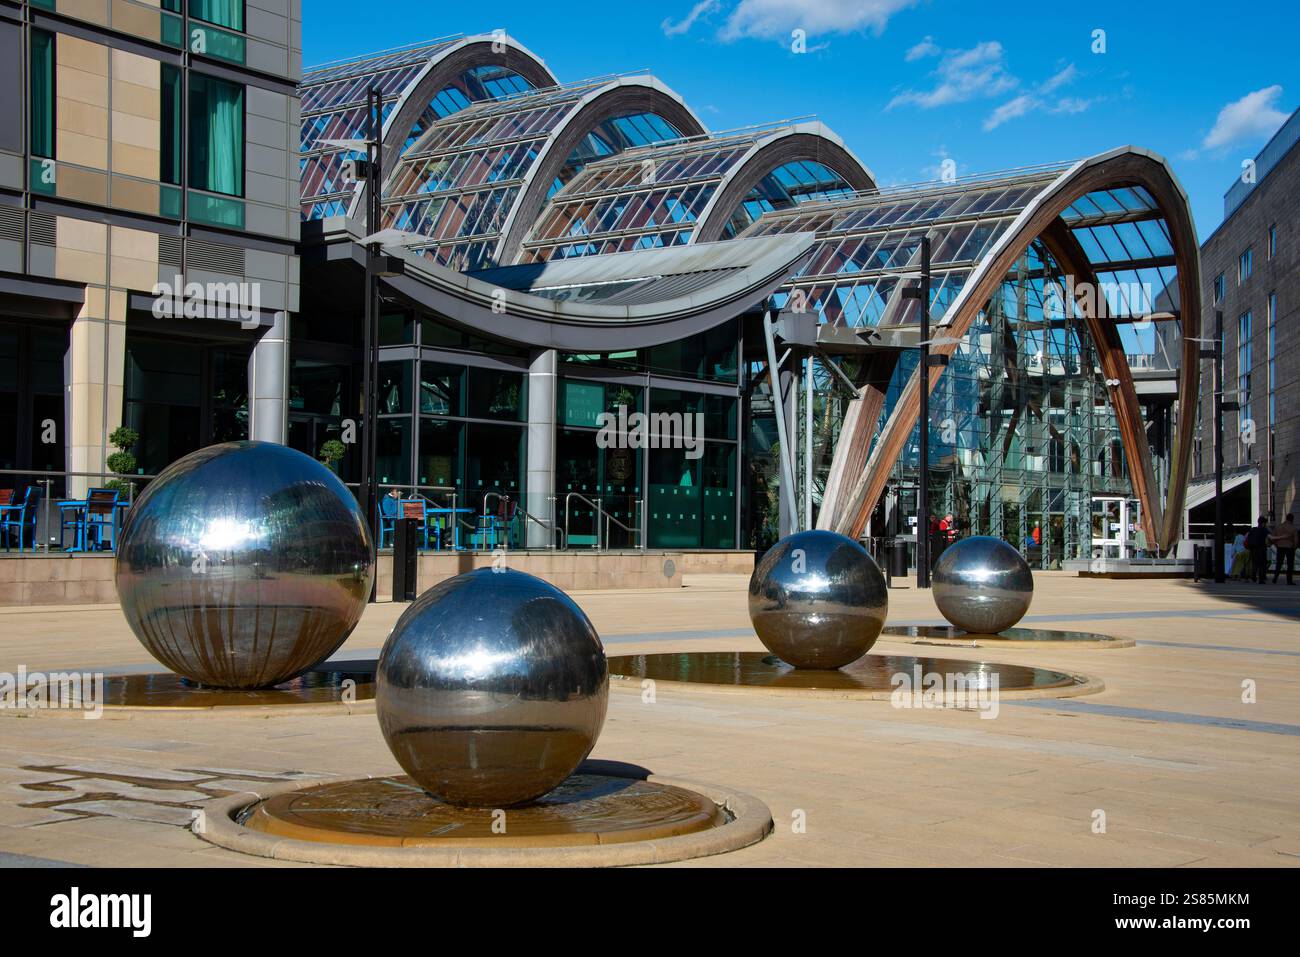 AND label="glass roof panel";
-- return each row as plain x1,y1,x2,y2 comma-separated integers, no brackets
300,40,553,220
382,79,686,267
